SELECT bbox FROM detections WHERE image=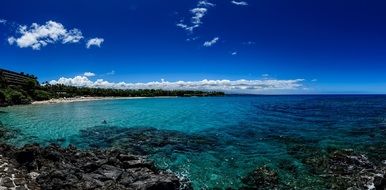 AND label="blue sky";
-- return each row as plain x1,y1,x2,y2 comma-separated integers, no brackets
0,0,385,93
